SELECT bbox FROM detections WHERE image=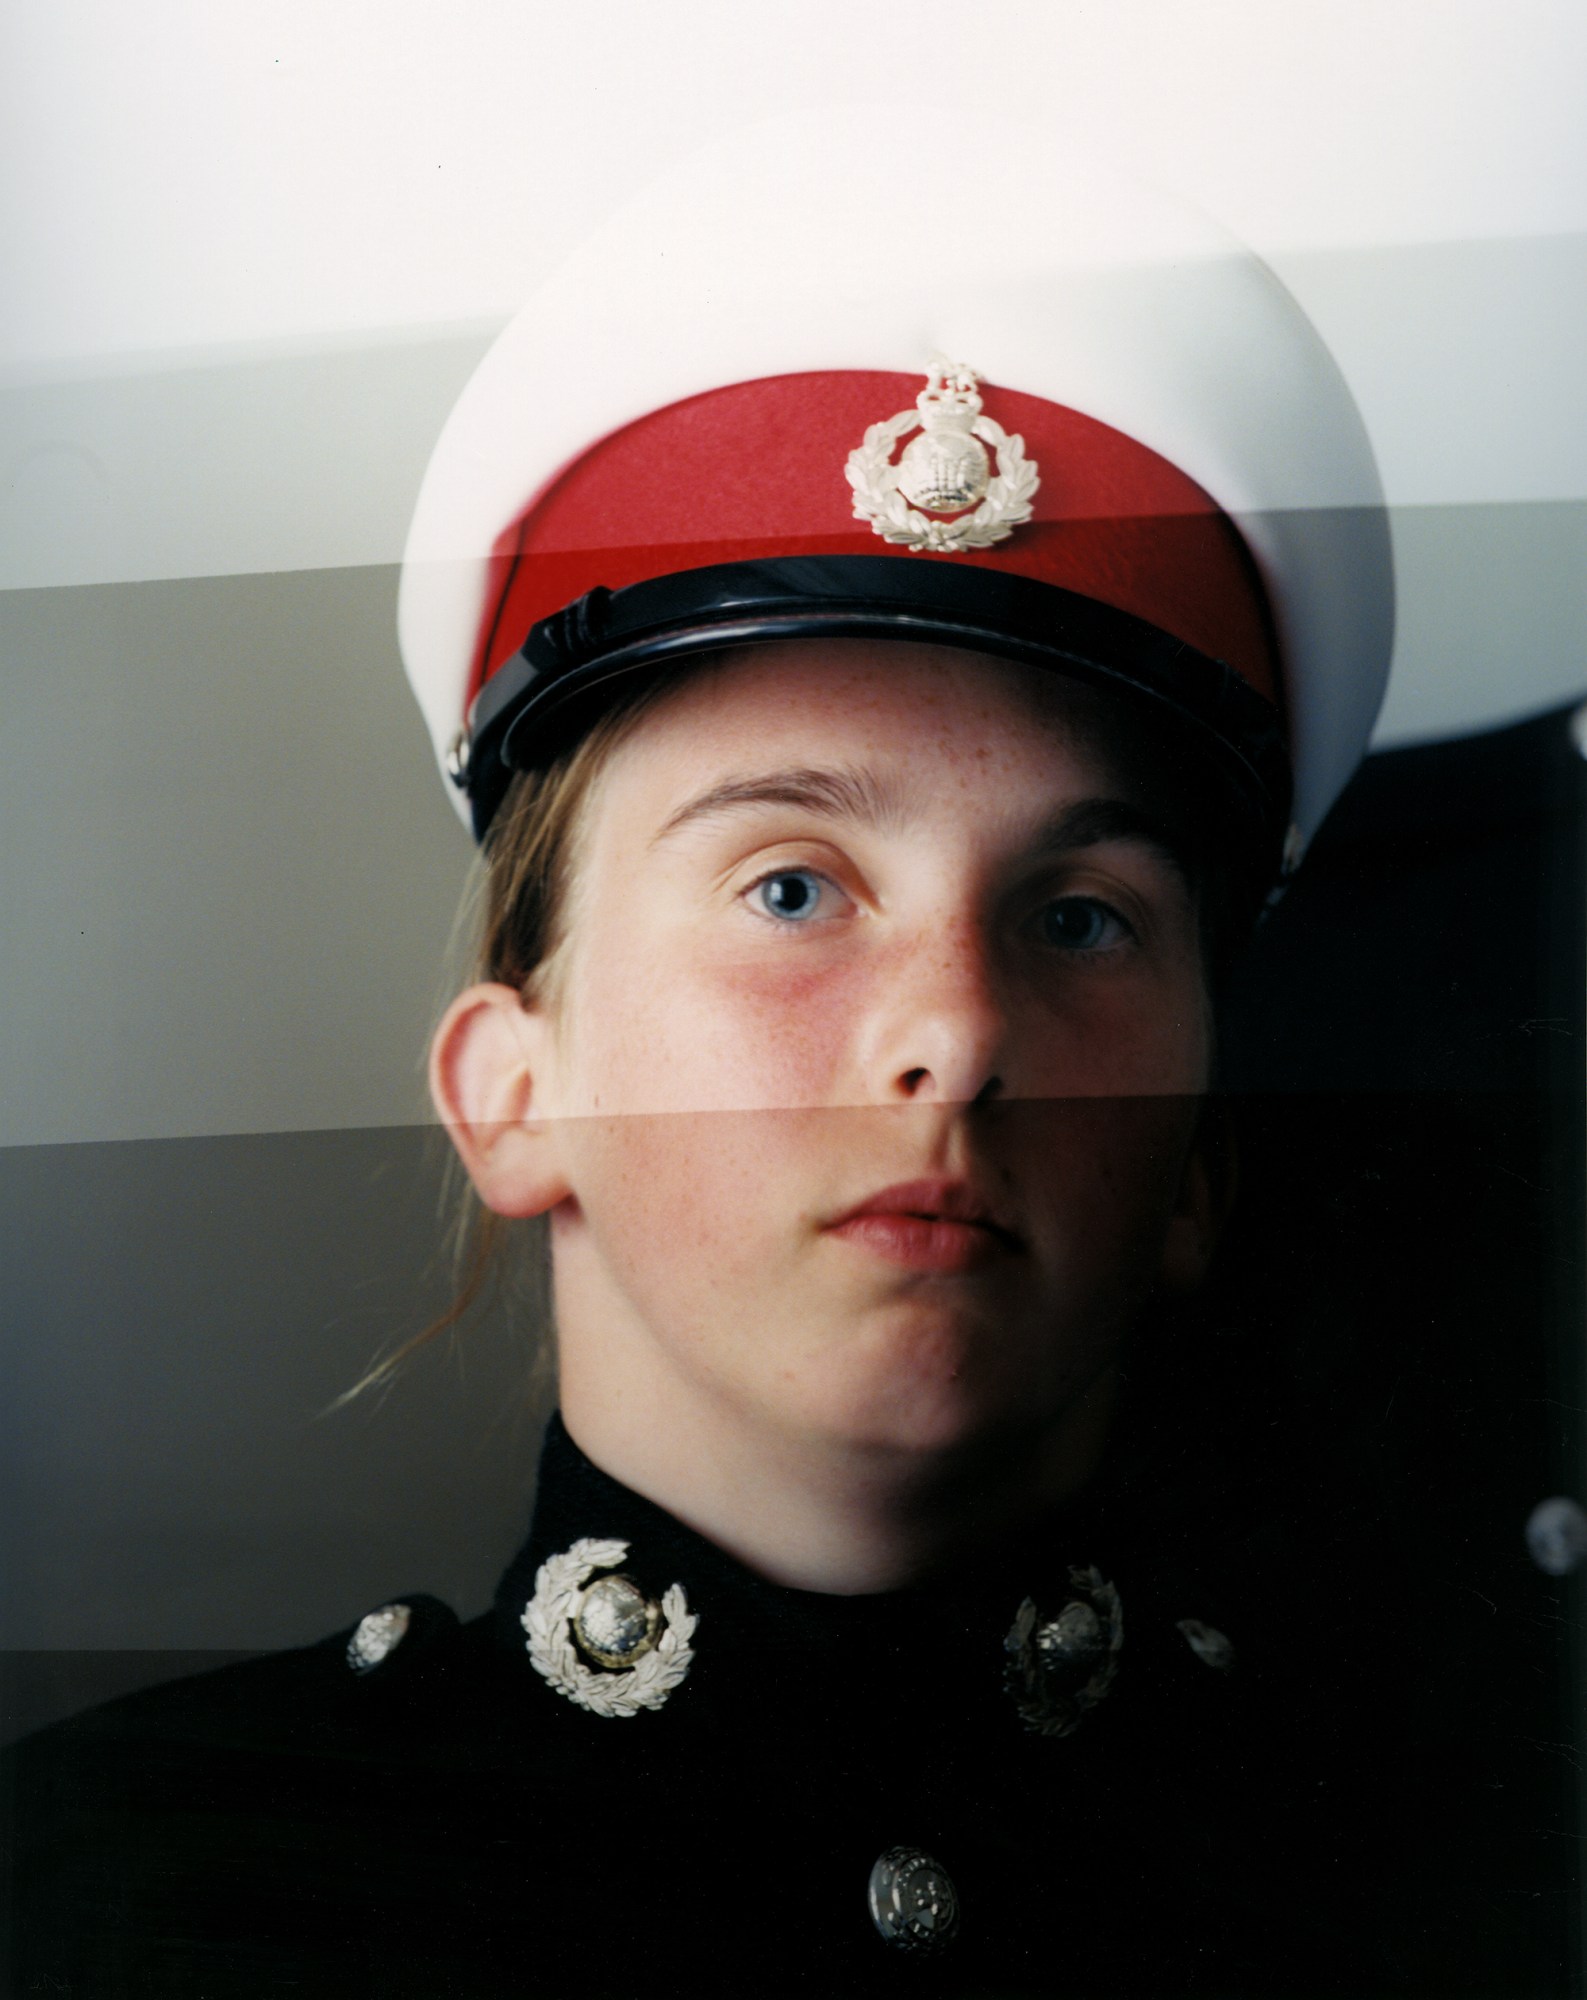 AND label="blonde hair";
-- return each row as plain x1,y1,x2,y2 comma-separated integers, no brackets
347,676,681,1398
